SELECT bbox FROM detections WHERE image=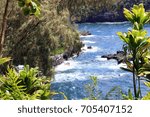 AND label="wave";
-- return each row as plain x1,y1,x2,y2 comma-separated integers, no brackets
95,21,129,25
95,56,107,61
55,60,79,72
78,21,129,25
82,40,96,44
80,35,96,38
81,45,101,53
